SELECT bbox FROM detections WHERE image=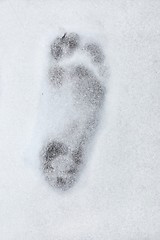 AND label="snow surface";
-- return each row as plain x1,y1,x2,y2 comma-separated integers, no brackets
0,0,160,239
